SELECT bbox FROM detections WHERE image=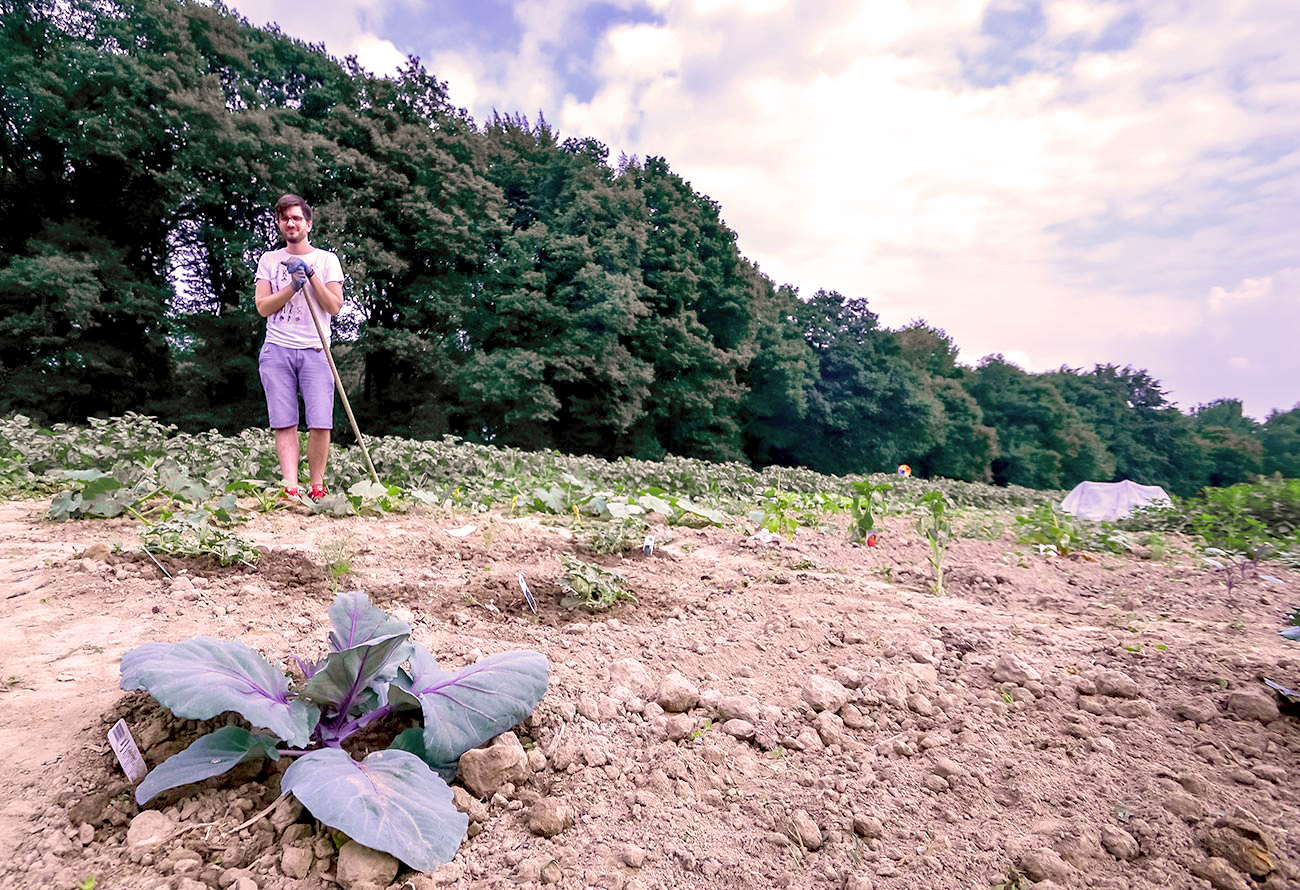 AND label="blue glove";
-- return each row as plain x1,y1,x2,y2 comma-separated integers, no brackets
282,257,313,290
